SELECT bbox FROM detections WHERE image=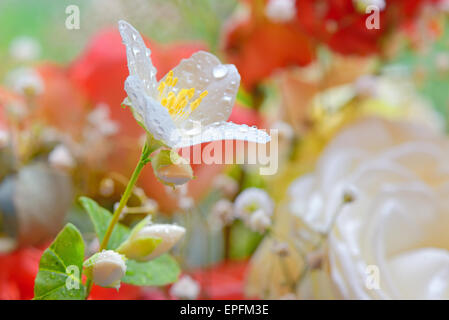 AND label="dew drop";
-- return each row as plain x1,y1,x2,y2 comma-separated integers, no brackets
222,96,232,103
213,65,228,79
